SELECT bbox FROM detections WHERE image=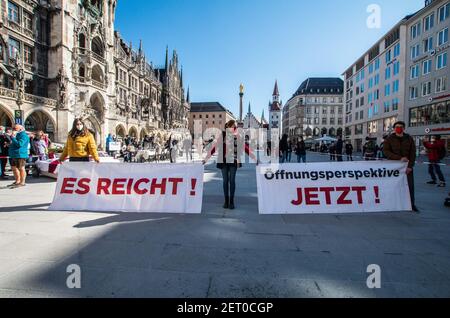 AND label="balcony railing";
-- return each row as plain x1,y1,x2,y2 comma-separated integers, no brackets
92,52,106,64
92,80,105,90
0,86,57,107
